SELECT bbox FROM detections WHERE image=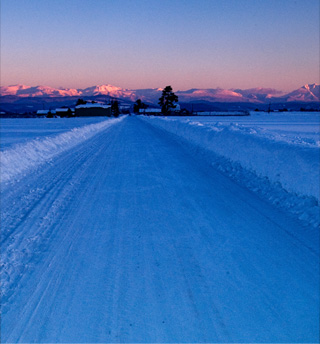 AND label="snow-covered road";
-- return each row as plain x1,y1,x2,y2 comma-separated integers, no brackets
1,117,319,342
